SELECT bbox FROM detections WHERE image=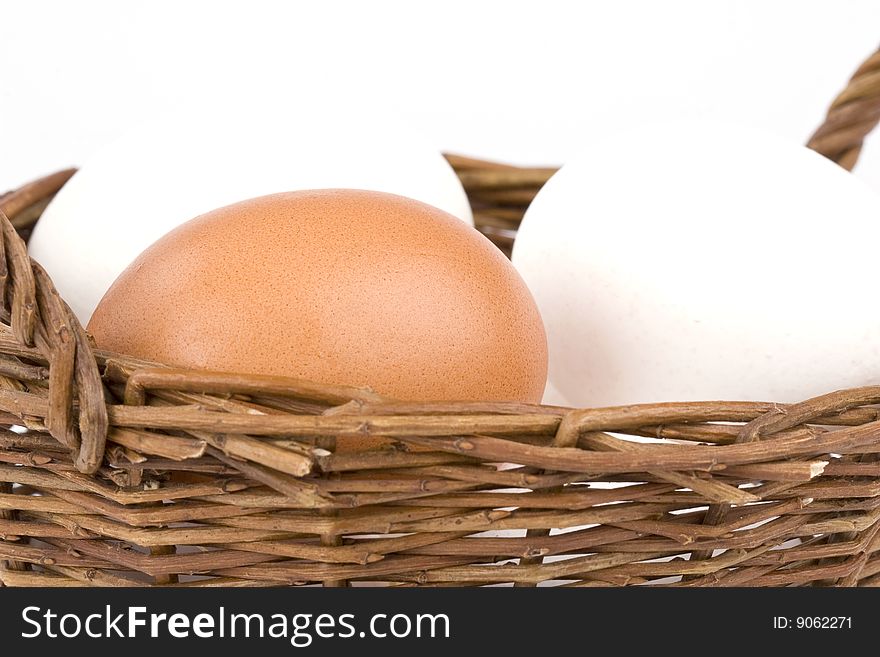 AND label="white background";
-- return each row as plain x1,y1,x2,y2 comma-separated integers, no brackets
3,0,880,190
